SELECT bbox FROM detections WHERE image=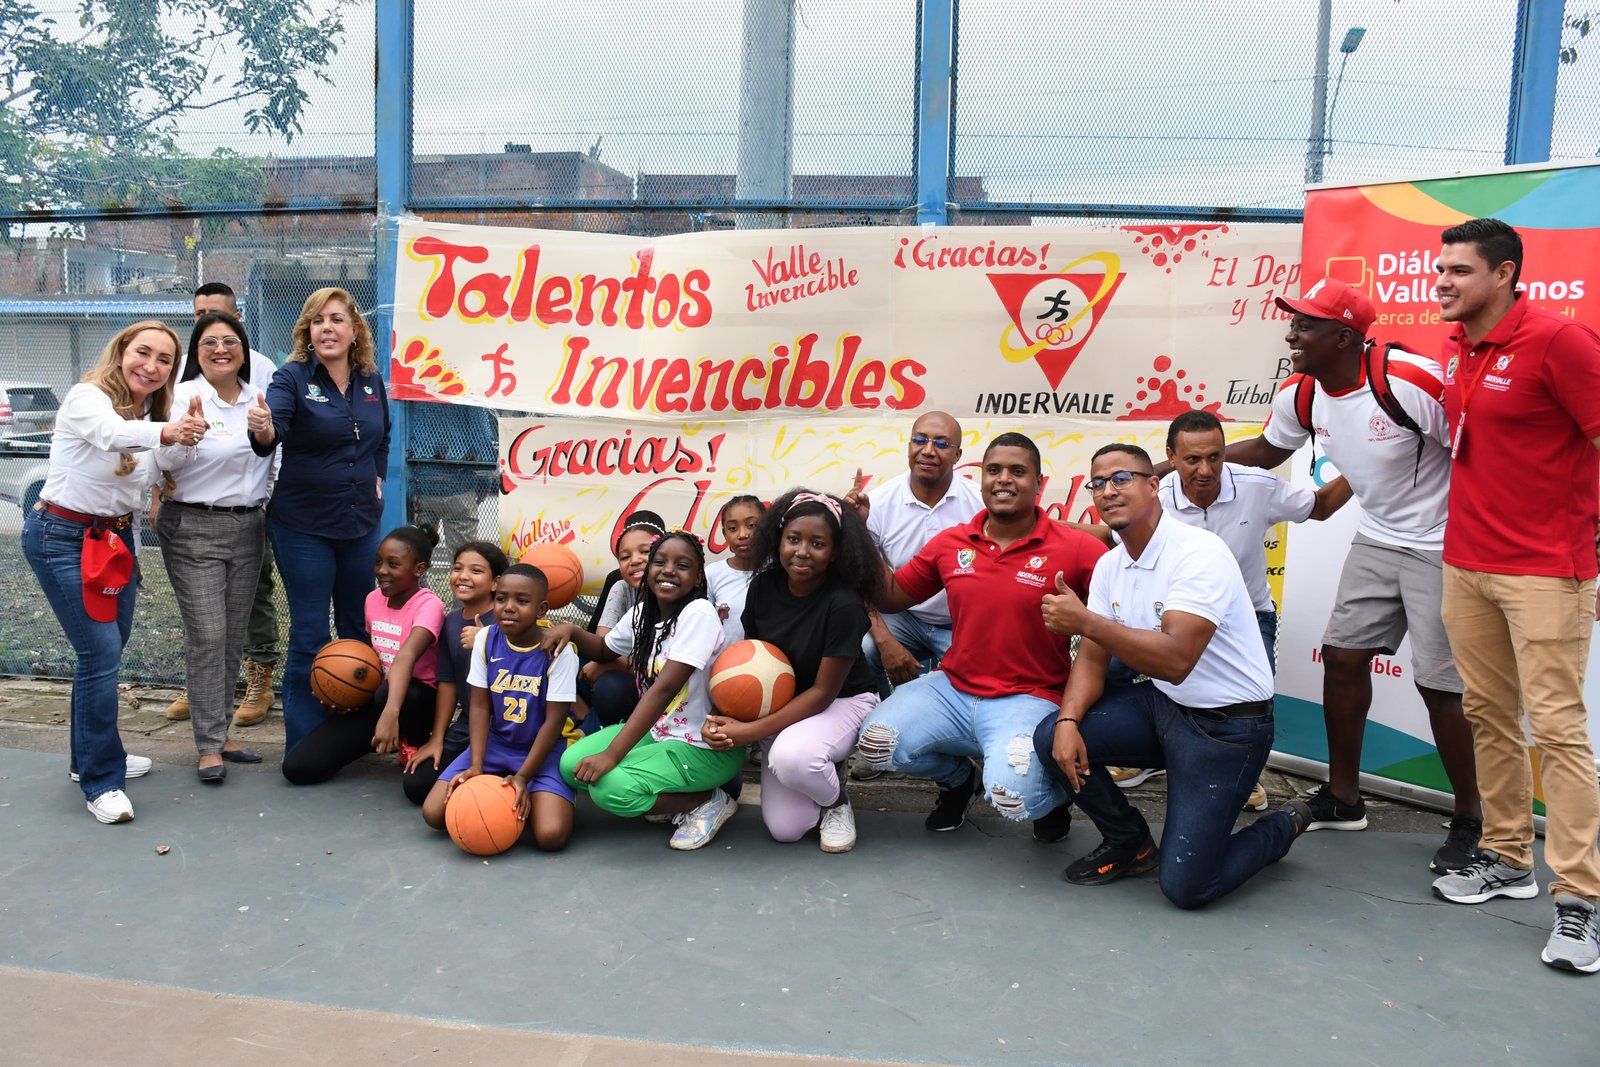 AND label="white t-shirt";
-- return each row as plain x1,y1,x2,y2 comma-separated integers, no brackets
1088,514,1274,708
867,471,985,624
604,598,726,748
1262,352,1451,550
466,627,579,700
160,377,276,507
1157,465,1313,614
705,559,756,646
